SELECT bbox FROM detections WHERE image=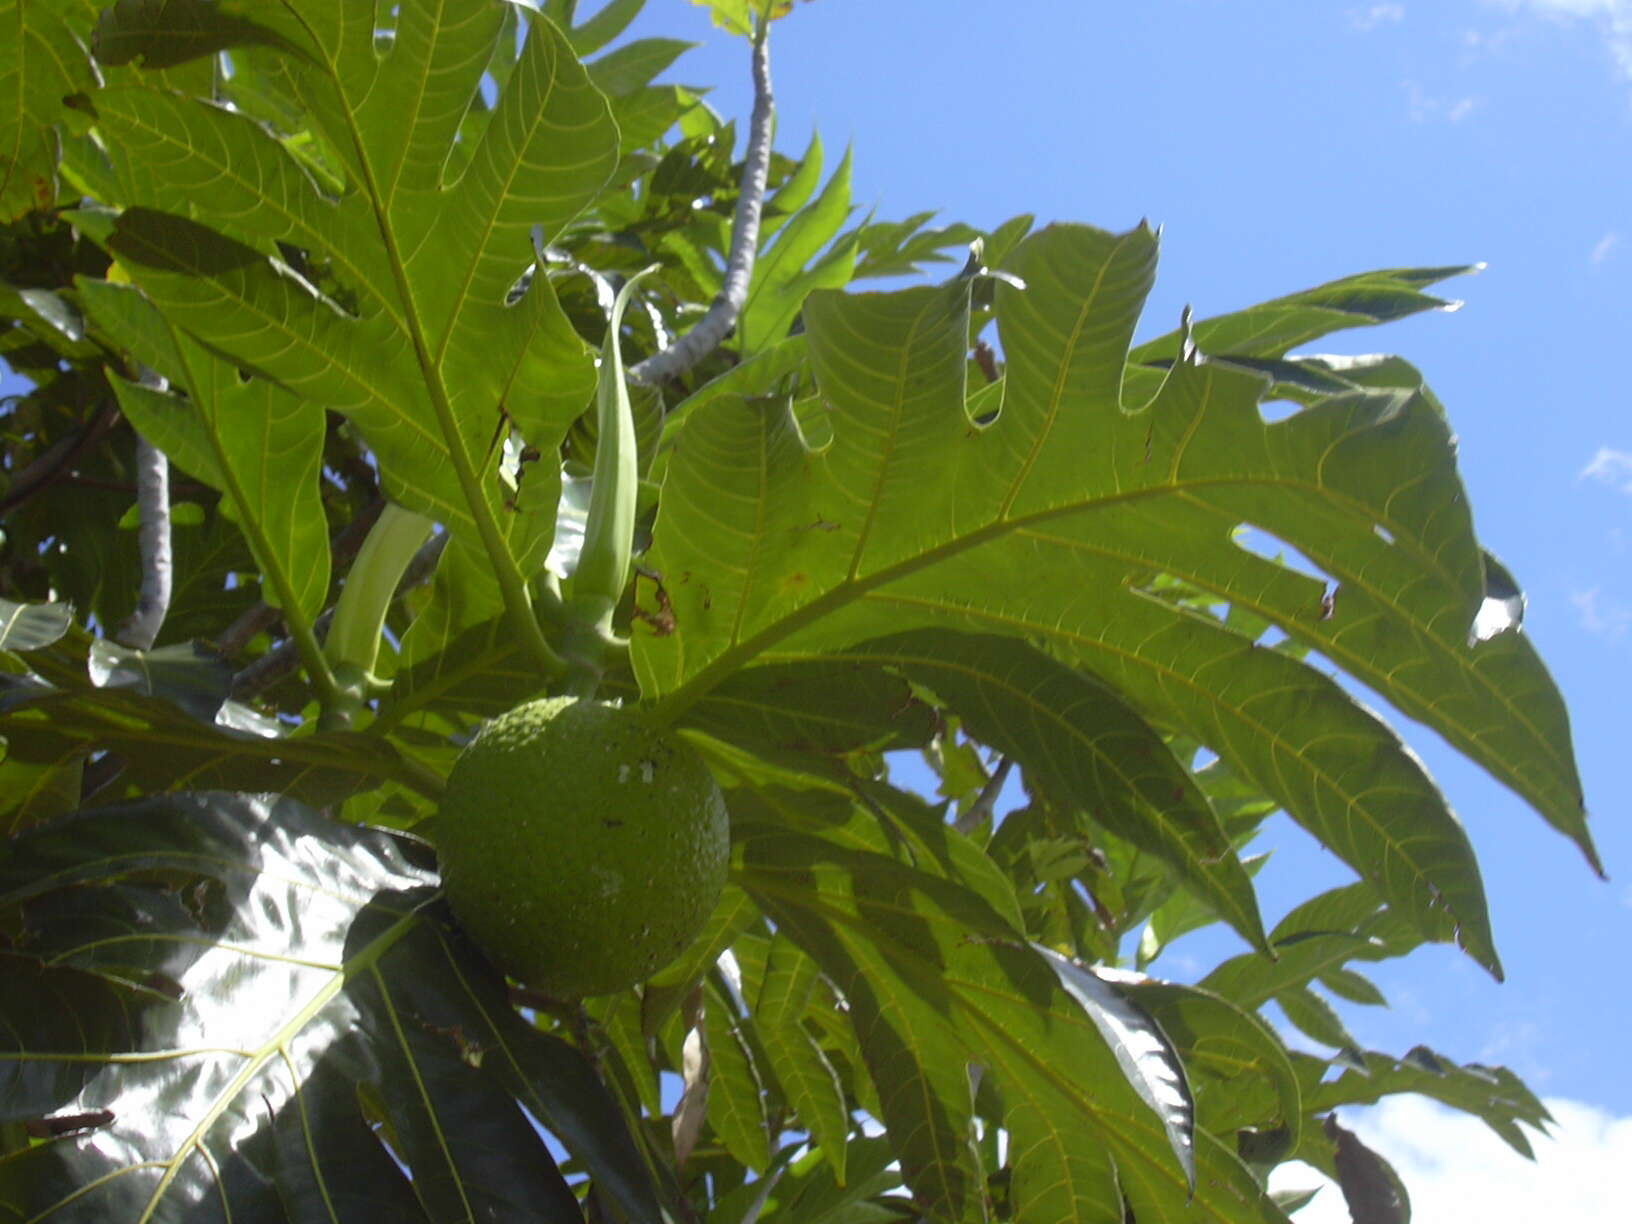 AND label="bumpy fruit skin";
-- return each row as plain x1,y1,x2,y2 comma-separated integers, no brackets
437,697,729,998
